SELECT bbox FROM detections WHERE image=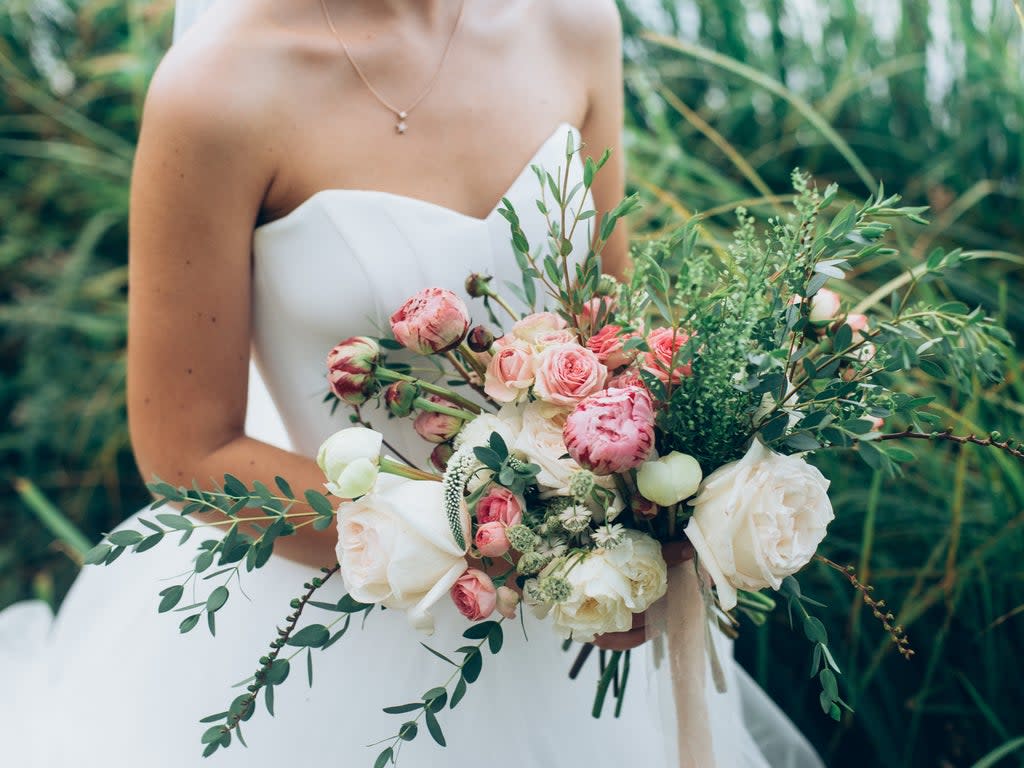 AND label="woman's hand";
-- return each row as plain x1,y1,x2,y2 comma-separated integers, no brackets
591,539,695,651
